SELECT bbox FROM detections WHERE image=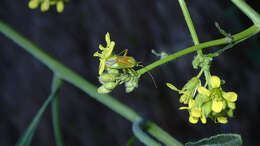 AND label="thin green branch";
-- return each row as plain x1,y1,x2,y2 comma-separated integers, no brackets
231,0,260,25
51,88,64,146
178,0,202,54
137,25,260,75
0,21,182,146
